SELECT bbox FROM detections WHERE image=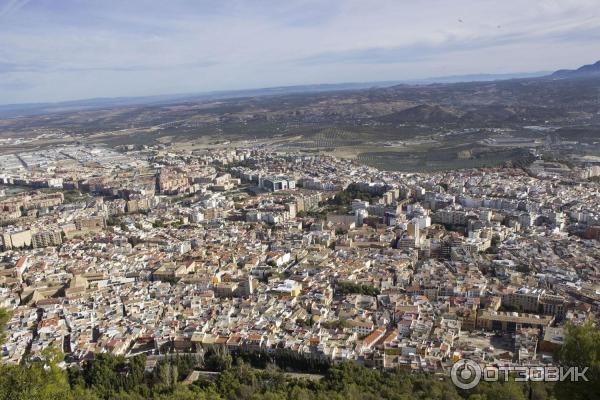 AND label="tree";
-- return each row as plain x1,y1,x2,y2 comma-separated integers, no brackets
205,346,233,372
0,354,72,400
337,282,380,296
0,308,10,346
555,321,600,400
